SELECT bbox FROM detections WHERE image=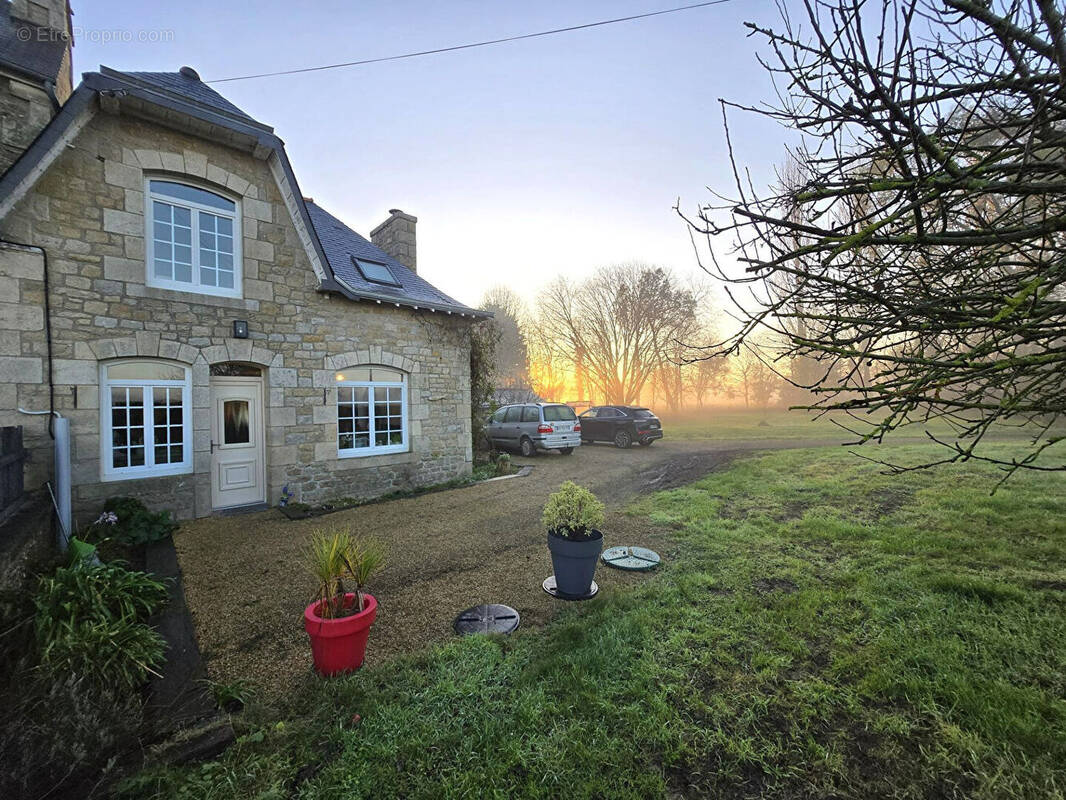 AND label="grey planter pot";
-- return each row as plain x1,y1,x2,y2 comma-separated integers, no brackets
547,529,603,597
